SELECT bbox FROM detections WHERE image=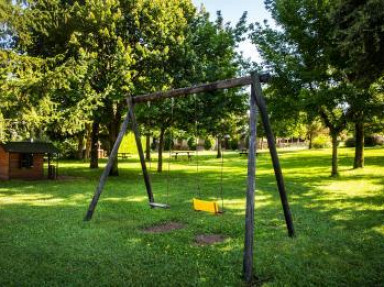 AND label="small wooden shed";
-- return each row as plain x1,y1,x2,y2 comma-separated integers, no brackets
0,142,59,180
